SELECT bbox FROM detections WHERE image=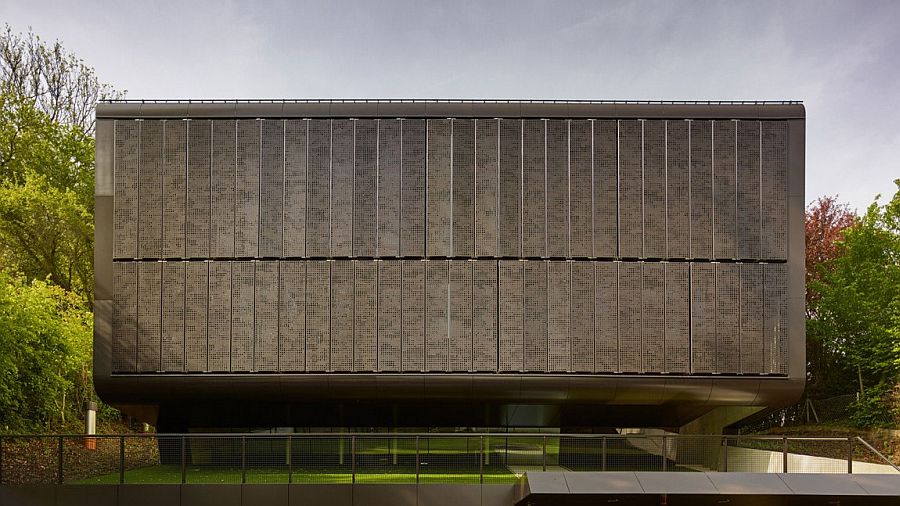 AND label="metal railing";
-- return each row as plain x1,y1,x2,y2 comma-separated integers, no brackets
98,99,803,105
0,433,895,485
